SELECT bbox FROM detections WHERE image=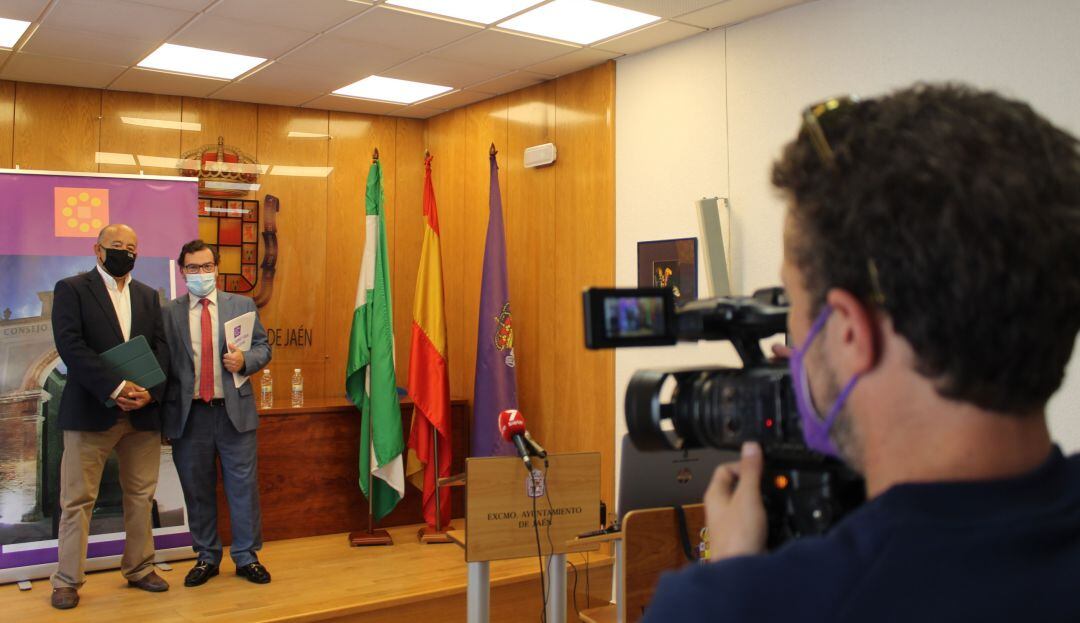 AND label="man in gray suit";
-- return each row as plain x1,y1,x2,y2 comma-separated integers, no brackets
162,239,272,587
